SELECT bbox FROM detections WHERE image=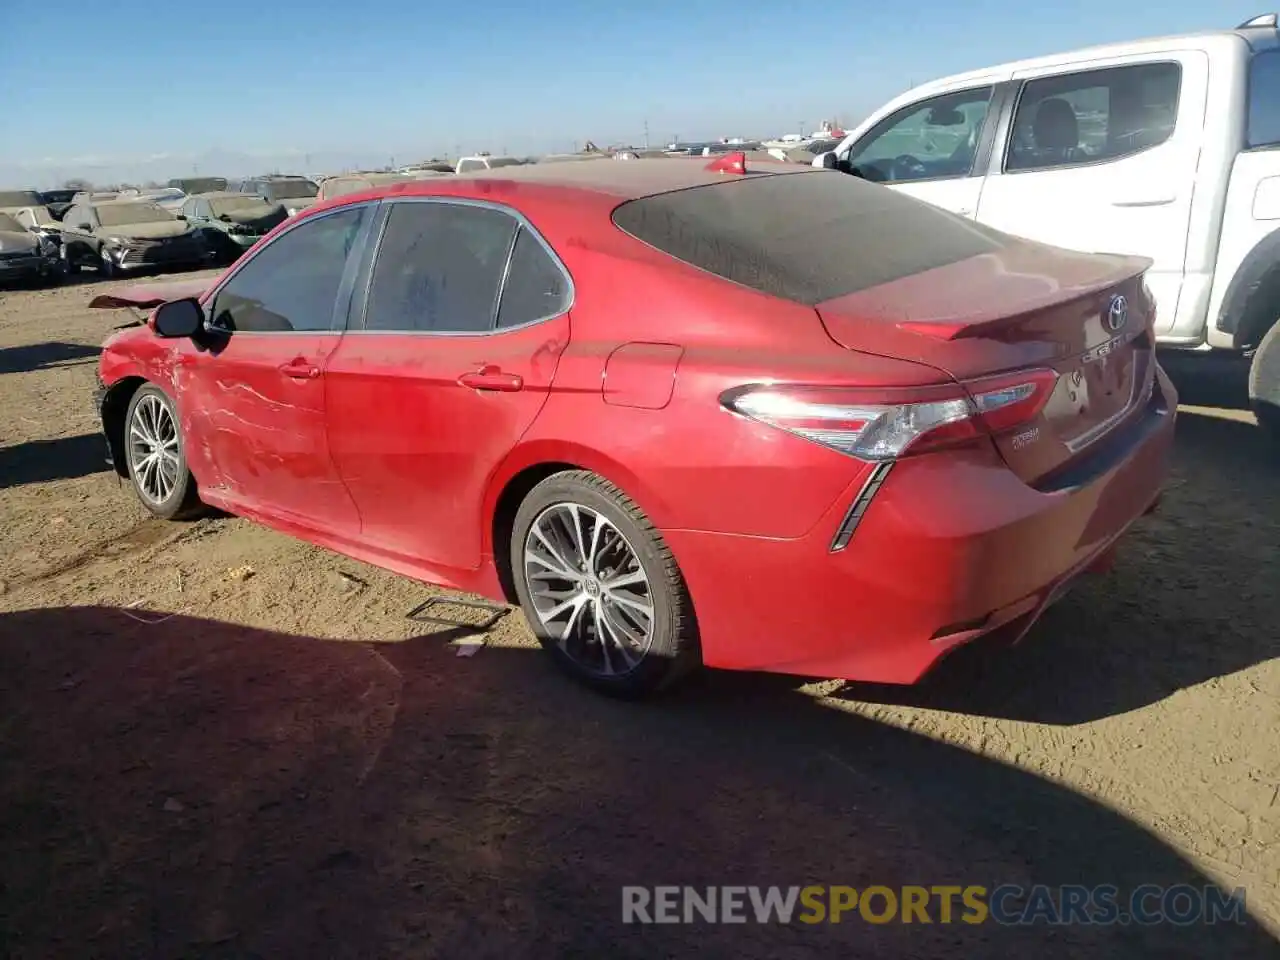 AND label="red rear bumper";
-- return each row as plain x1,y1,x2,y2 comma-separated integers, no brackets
664,367,1177,684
